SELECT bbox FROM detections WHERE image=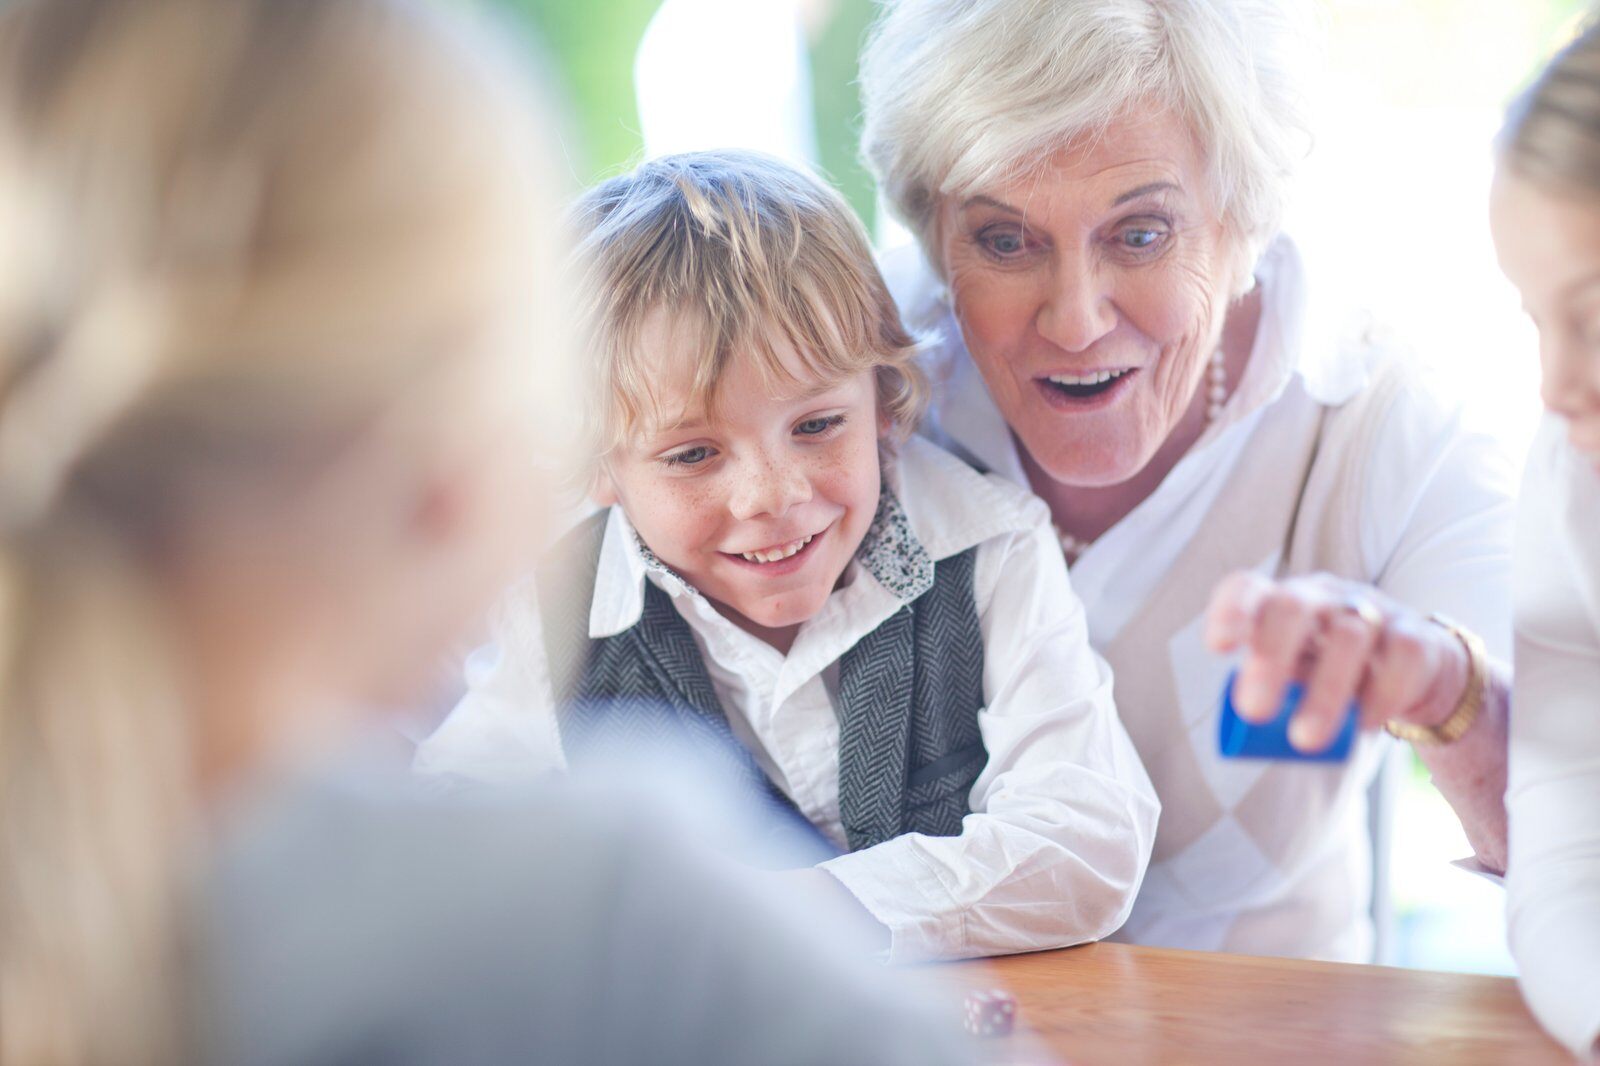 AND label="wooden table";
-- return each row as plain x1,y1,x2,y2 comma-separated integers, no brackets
946,943,1571,1065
